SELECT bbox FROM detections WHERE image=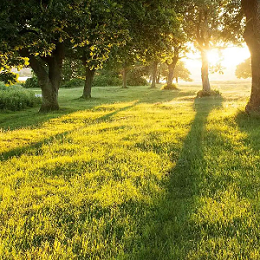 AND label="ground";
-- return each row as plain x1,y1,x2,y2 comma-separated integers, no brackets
0,82,260,259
